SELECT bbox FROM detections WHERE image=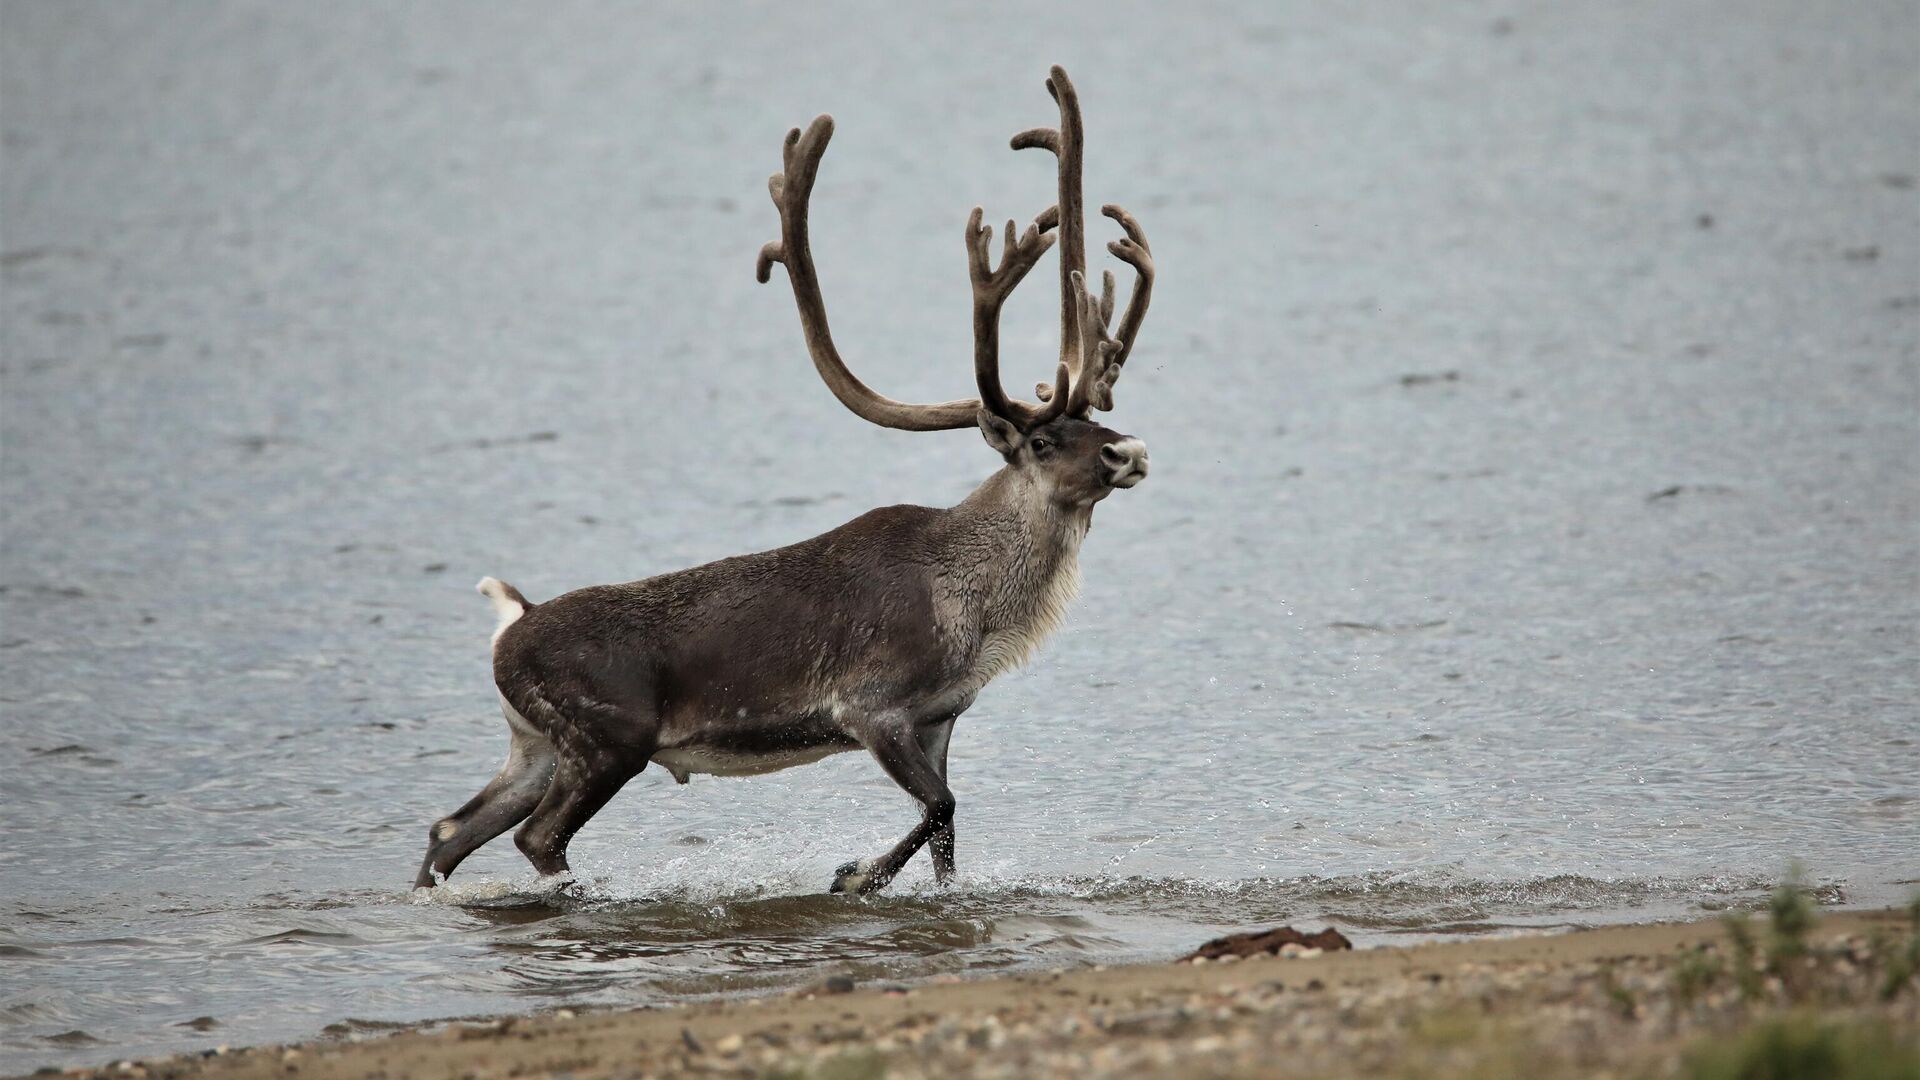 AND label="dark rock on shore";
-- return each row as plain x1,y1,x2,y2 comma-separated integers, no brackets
1184,925,1353,962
